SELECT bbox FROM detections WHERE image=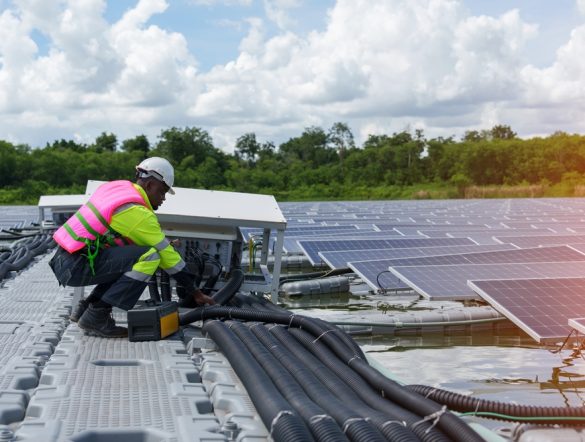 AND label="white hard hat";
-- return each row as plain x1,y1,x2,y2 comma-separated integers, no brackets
136,157,175,194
